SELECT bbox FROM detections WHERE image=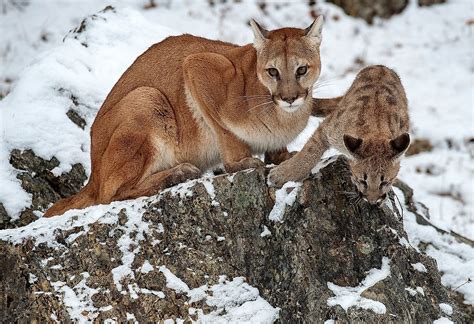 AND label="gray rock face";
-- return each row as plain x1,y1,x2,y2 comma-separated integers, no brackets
0,149,87,229
0,157,468,322
327,0,409,24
